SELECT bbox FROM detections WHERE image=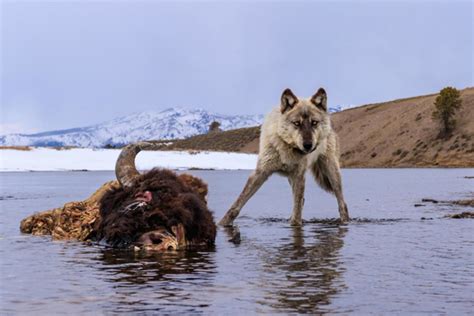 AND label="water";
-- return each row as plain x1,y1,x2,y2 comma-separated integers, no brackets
1,169,473,314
